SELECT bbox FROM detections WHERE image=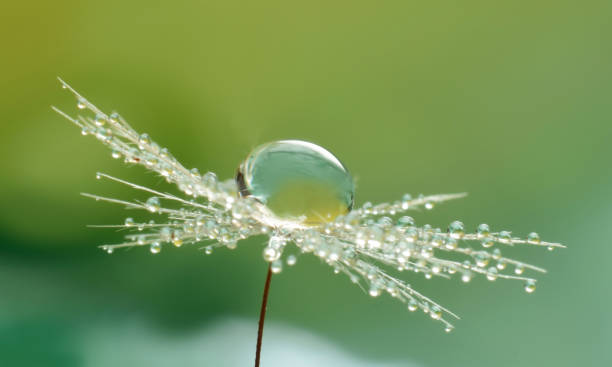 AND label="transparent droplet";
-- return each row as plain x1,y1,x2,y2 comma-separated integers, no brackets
444,326,454,333
138,133,150,149
94,114,106,127
104,246,113,254
481,236,494,248
77,97,86,109
498,231,512,244
286,254,297,266
109,112,119,124
430,306,442,320
124,217,135,227
146,197,160,213
271,259,283,273
408,300,418,312
524,280,536,293
527,232,541,244
237,140,354,223
263,246,280,262
205,246,213,255
515,264,525,275
448,220,464,239
172,237,183,247
397,216,415,227
369,285,381,297
486,267,498,281
150,242,161,254
111,150,121,159
424,201,434,210
477,223,490,238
